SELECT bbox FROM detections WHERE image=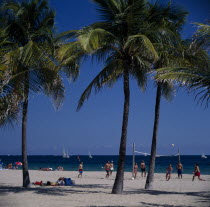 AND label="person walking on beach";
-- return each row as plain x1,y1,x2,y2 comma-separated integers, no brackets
104,161,111,178
110,161,114,175
176,162,183,179
192,163,205,181
166,164,173,181
78,162,83,178
133,162,138,179
140,160,146,177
